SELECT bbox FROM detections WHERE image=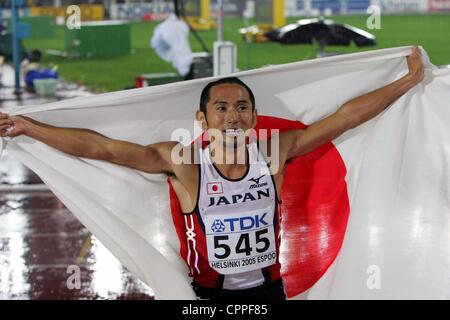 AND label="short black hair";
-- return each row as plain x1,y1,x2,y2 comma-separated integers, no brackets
199,77,255,114
29,49,42,63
